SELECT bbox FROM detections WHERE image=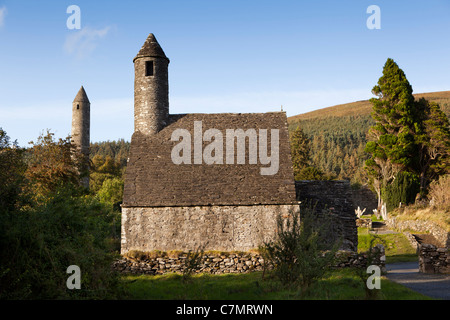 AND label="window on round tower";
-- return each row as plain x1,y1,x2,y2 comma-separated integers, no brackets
145,61,154,76
77,104,80,110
